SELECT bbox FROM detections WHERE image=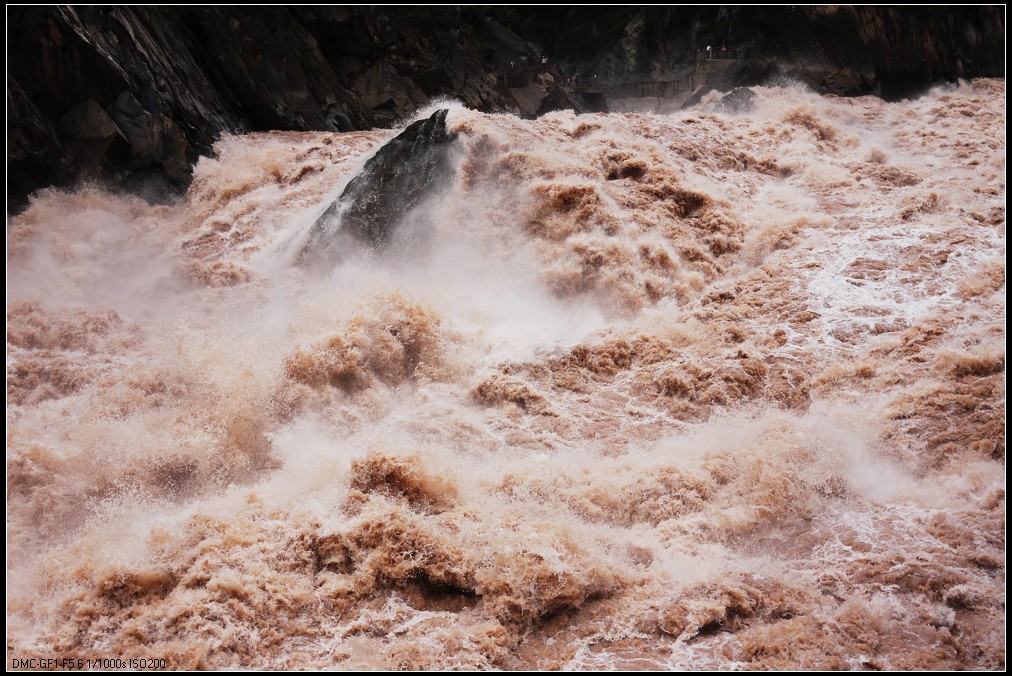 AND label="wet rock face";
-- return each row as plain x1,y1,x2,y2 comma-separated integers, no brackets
298,109,457,265
5,6,573,213
6,6,1002,212
712,88,757,115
